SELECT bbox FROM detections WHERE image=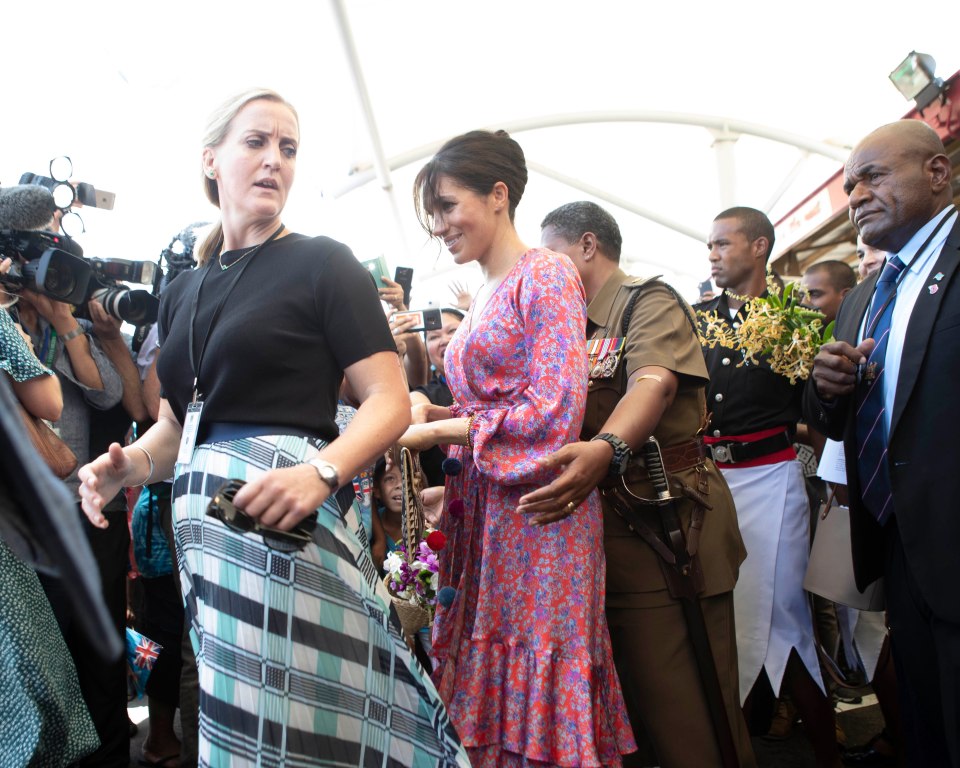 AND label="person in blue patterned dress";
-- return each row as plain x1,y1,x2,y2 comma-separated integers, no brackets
1,264,99,766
